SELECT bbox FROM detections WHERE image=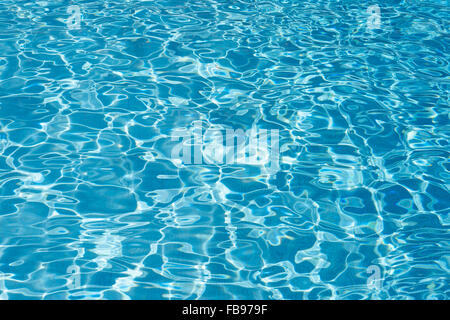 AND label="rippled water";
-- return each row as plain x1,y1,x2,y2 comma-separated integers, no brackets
0,0,449,300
